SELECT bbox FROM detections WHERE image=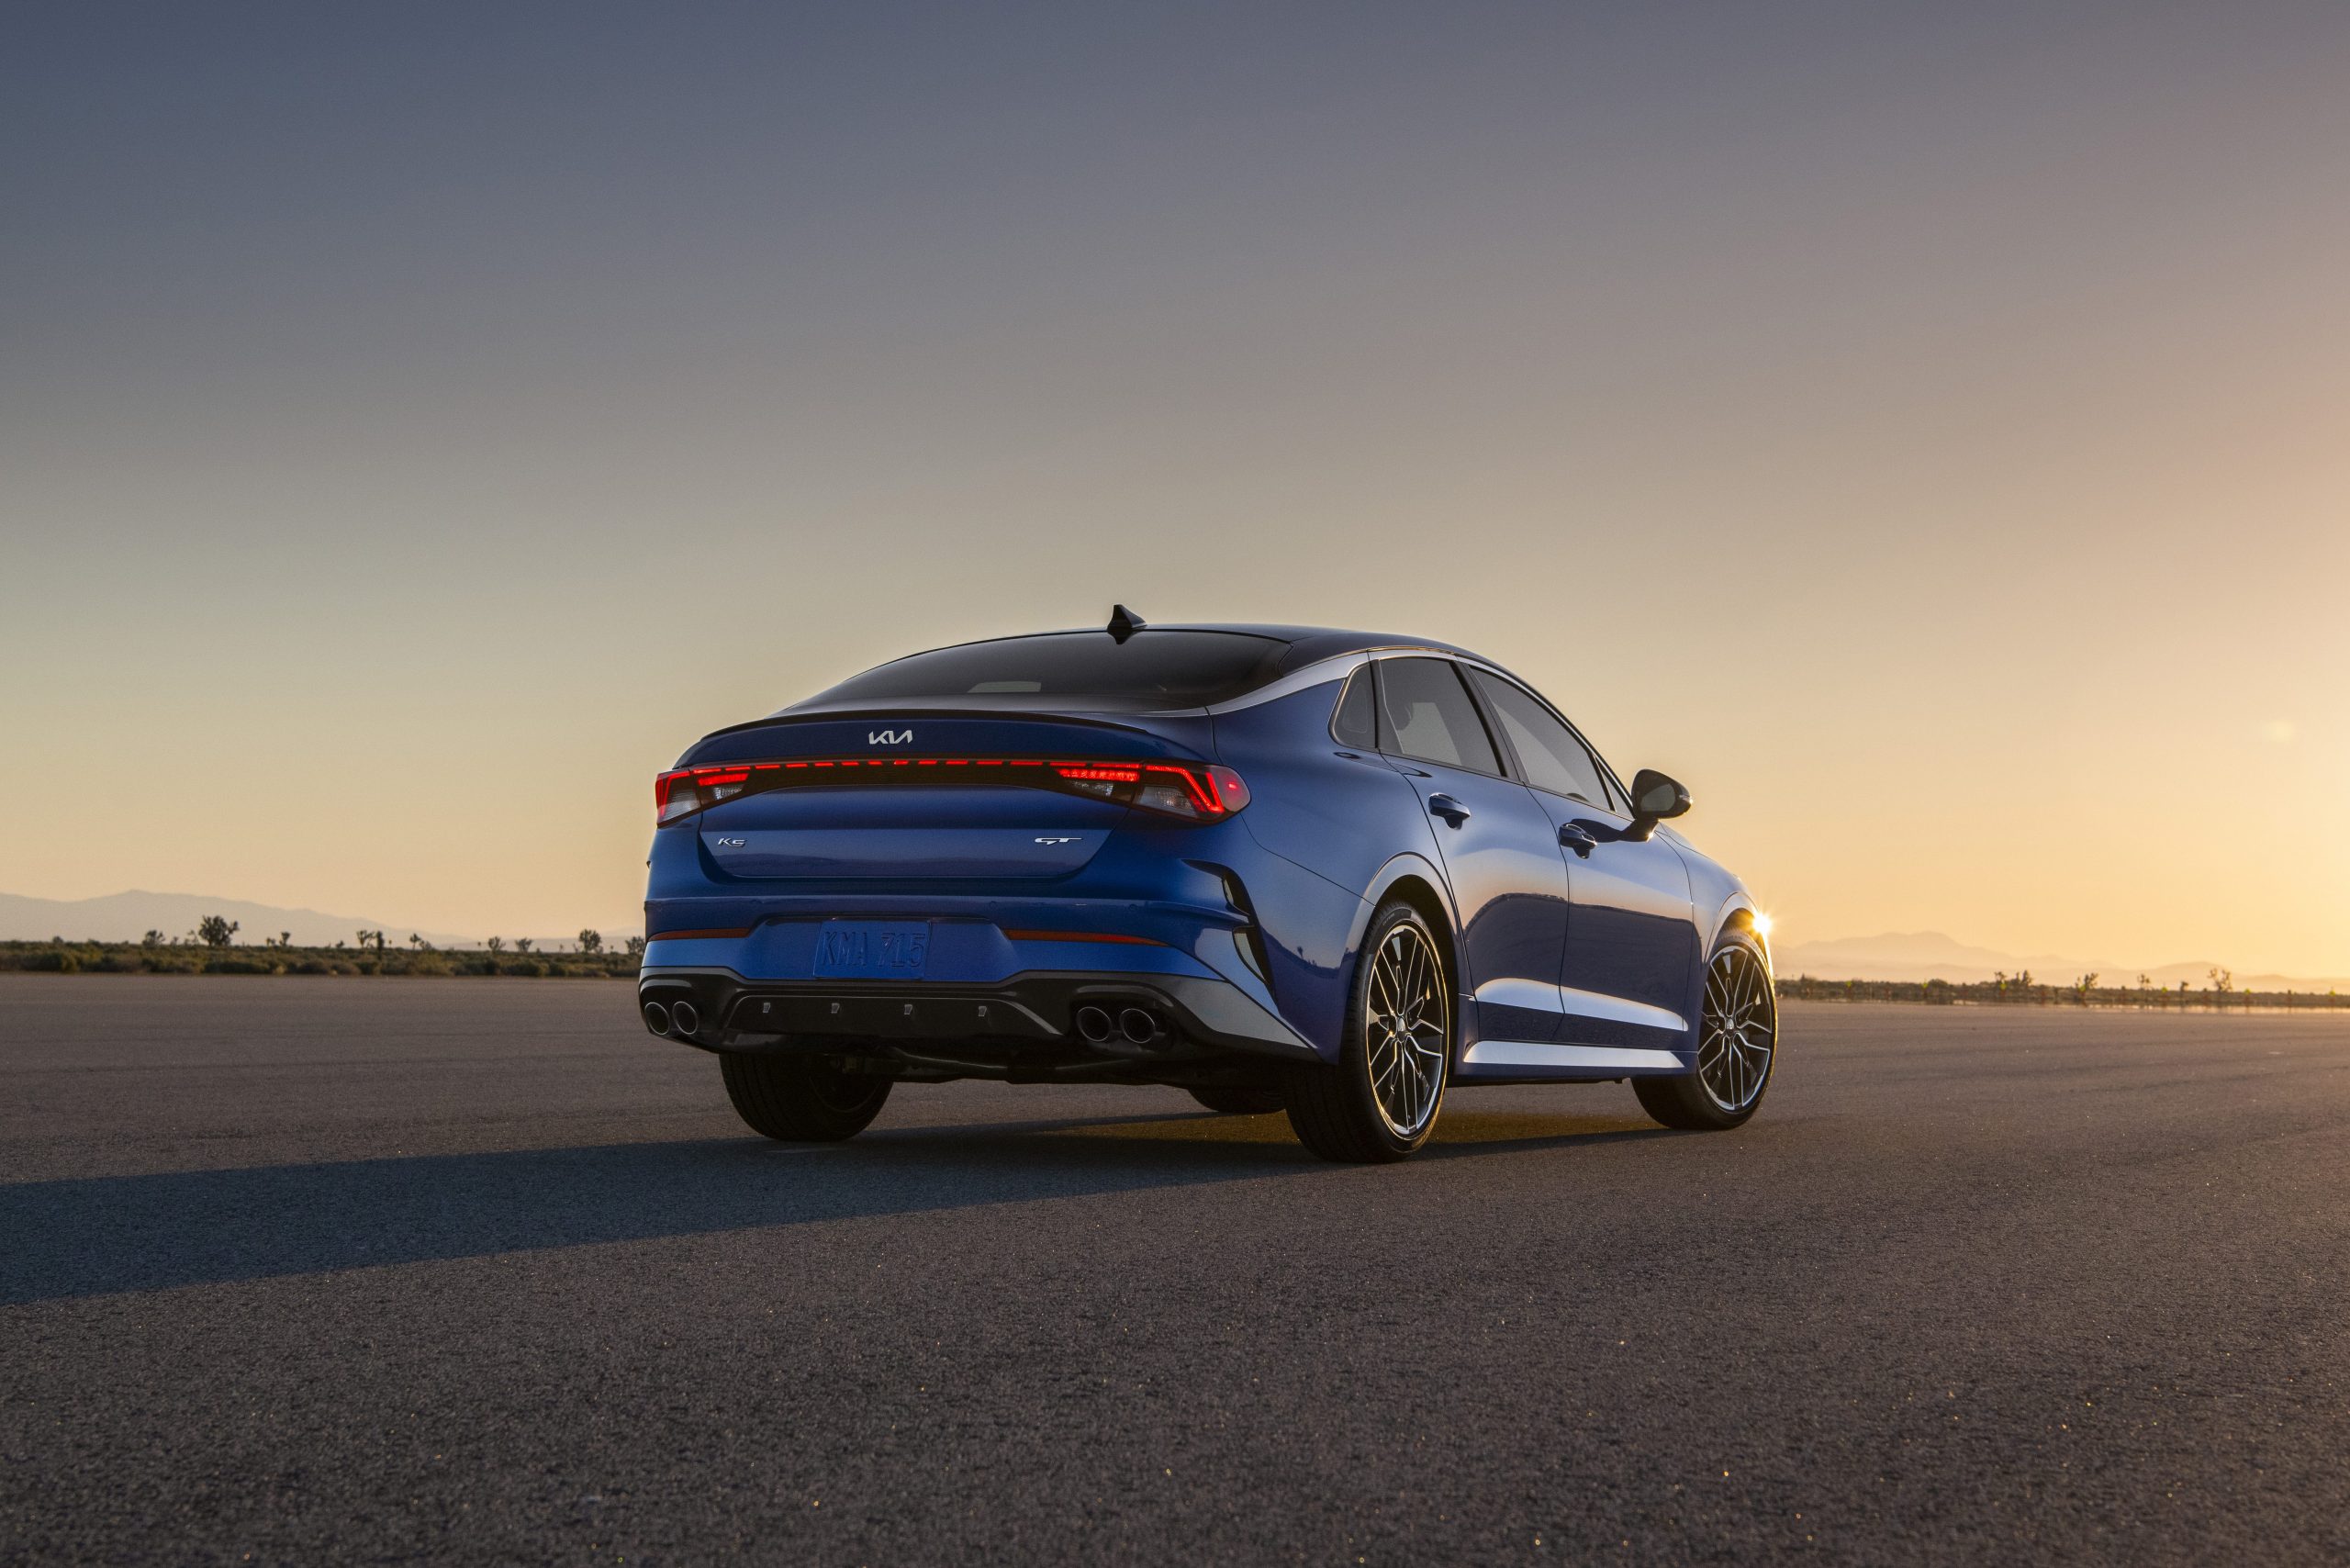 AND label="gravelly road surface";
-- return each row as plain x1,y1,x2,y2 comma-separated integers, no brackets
3,977,2346,1565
